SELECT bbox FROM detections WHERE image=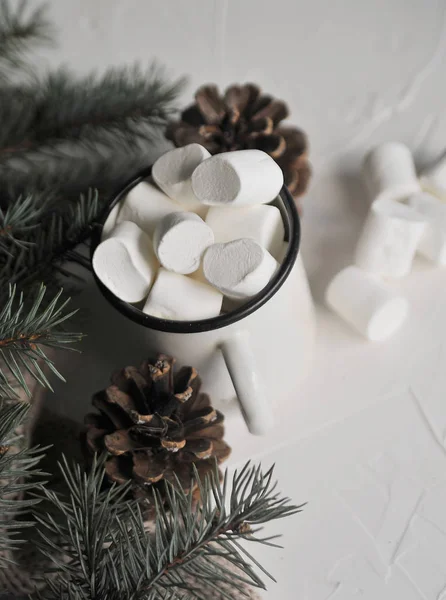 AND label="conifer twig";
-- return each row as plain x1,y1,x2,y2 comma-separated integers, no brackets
0,0,53,80
0,285,82,399
0,401,45,566
34,457,304,599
